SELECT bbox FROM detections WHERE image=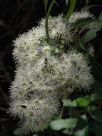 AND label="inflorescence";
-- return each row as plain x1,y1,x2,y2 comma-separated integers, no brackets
9,10,94,133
